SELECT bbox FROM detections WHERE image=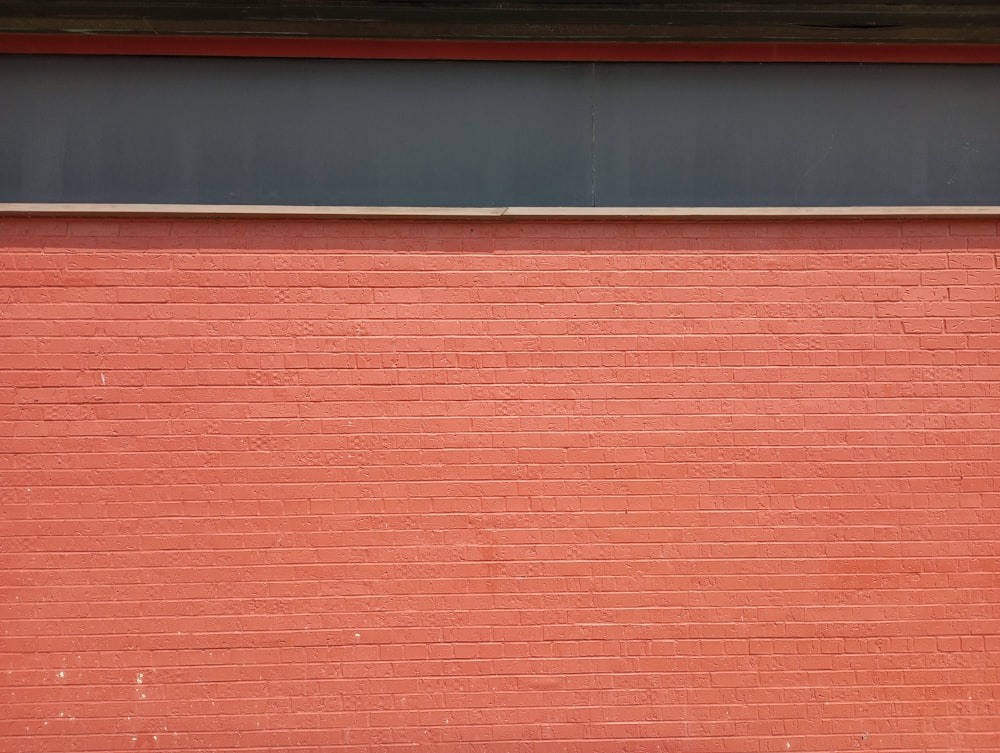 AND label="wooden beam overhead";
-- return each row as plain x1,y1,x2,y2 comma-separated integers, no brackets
1,1,999,43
